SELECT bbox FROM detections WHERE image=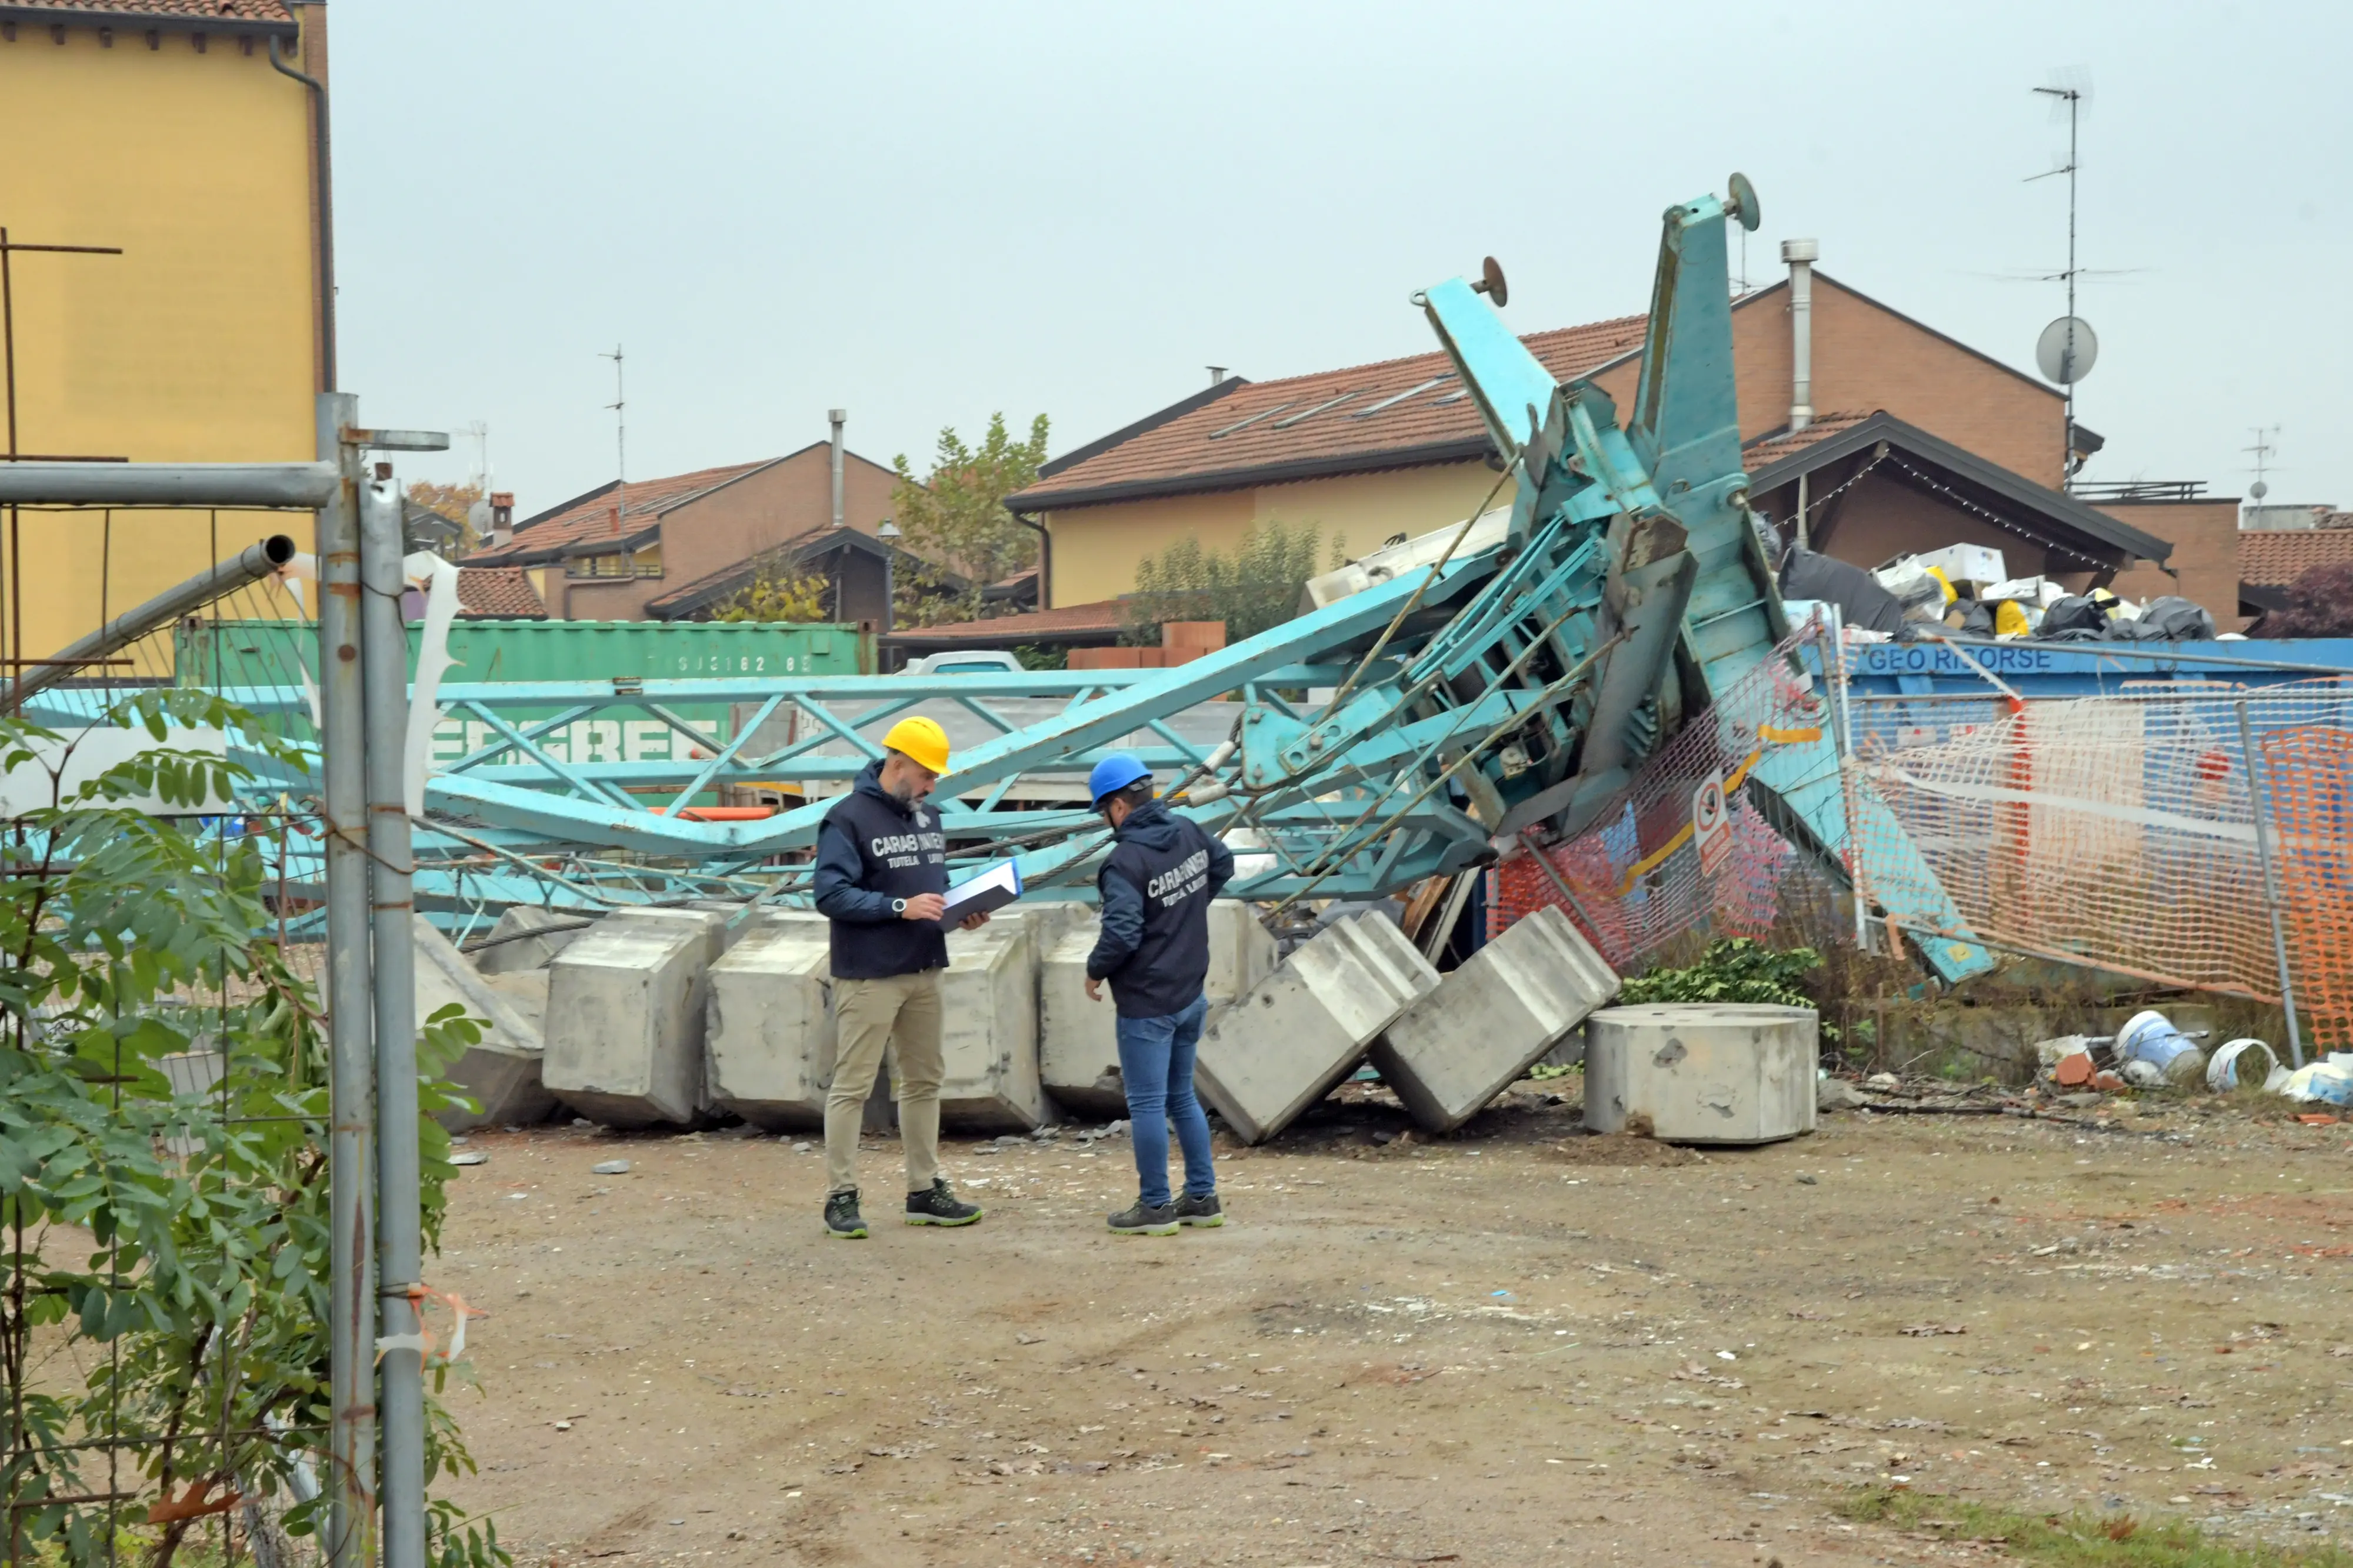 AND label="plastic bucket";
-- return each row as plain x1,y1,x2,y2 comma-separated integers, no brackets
2206,1037,2284,1093
2115,1009,2206,1085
